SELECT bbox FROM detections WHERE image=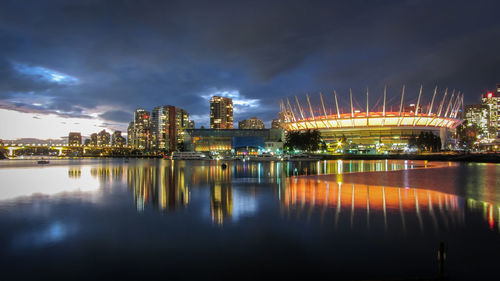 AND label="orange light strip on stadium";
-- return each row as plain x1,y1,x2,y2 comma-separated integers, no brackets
284,112,462,131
